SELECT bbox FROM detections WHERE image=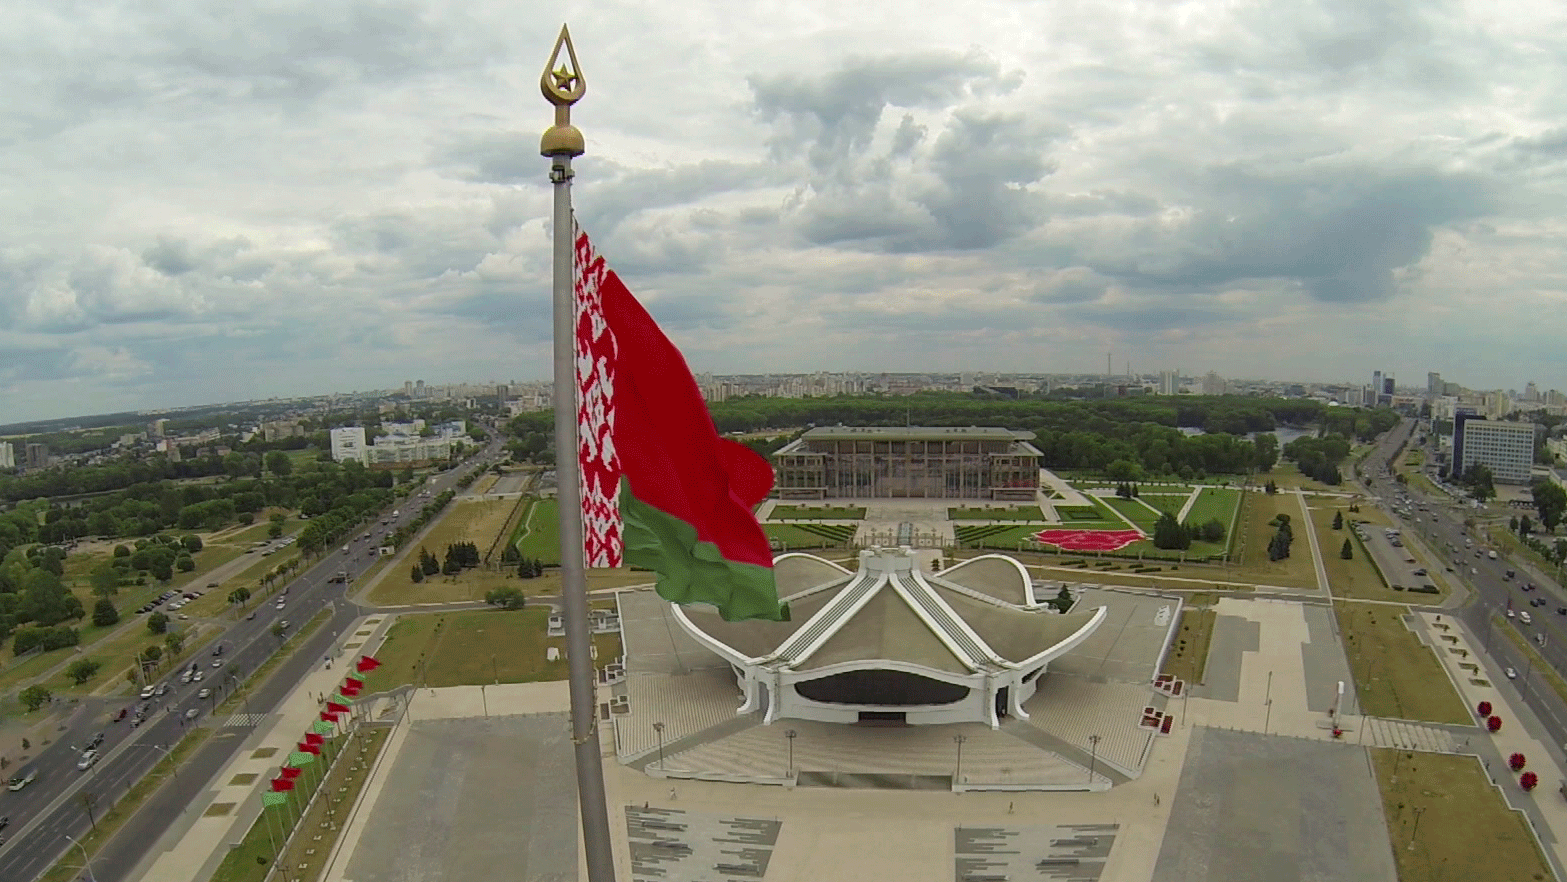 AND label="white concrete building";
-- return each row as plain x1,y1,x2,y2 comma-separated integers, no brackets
672,547,1106,729
1458,419,1536,484
330,426,368,464
0,441,13,470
